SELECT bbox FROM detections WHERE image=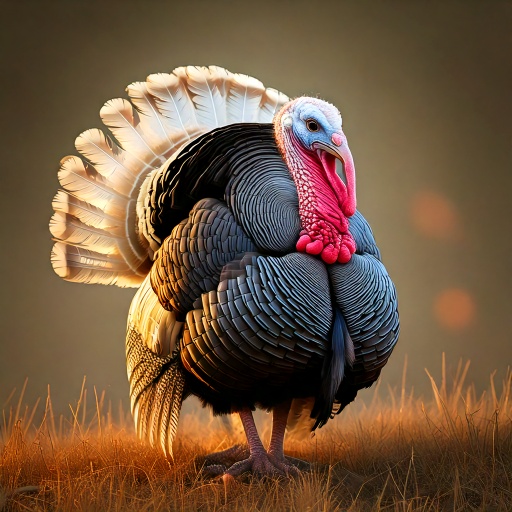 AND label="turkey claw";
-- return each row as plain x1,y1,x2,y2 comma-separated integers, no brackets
202,463,227,477
203,444,249,467
223,452,286,478
201,444,250,477
200,446,309,479
268,453,310,476
283,455,312,472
